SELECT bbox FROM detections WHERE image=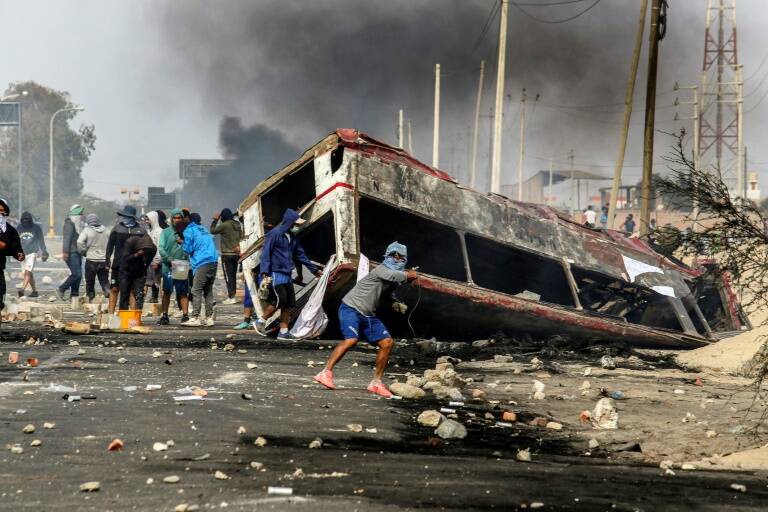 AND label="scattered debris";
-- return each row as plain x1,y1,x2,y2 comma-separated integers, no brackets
214,470,230,480
730,483,747,493
43,422,55,429
254,436,267,447
592,398,619,430
531,380,546,400
308,437,323,449
22,424,35,434
163,475,181,484
250,461,264,470
417,410,444,427
79,481,101,492
107,439,124,451
516,449,531,462
390,382,425,399
435,419,467,440
600,355,616,370
153,442,168,452
30,439,42,447
346,424,363,432
267,486,293,496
